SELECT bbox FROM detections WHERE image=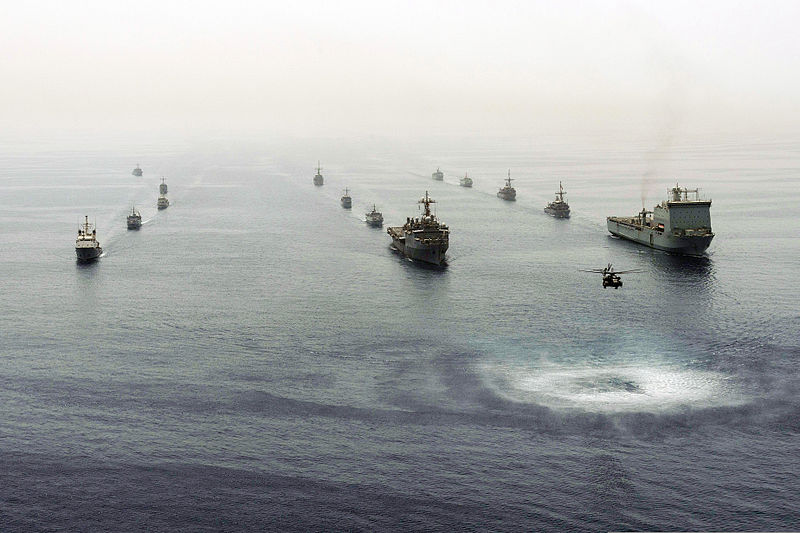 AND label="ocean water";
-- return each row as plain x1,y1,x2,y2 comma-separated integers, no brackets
1,133,799,531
